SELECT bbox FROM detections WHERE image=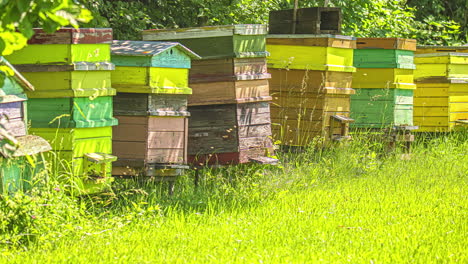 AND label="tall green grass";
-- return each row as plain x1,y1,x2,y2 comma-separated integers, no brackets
1,132,467,263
